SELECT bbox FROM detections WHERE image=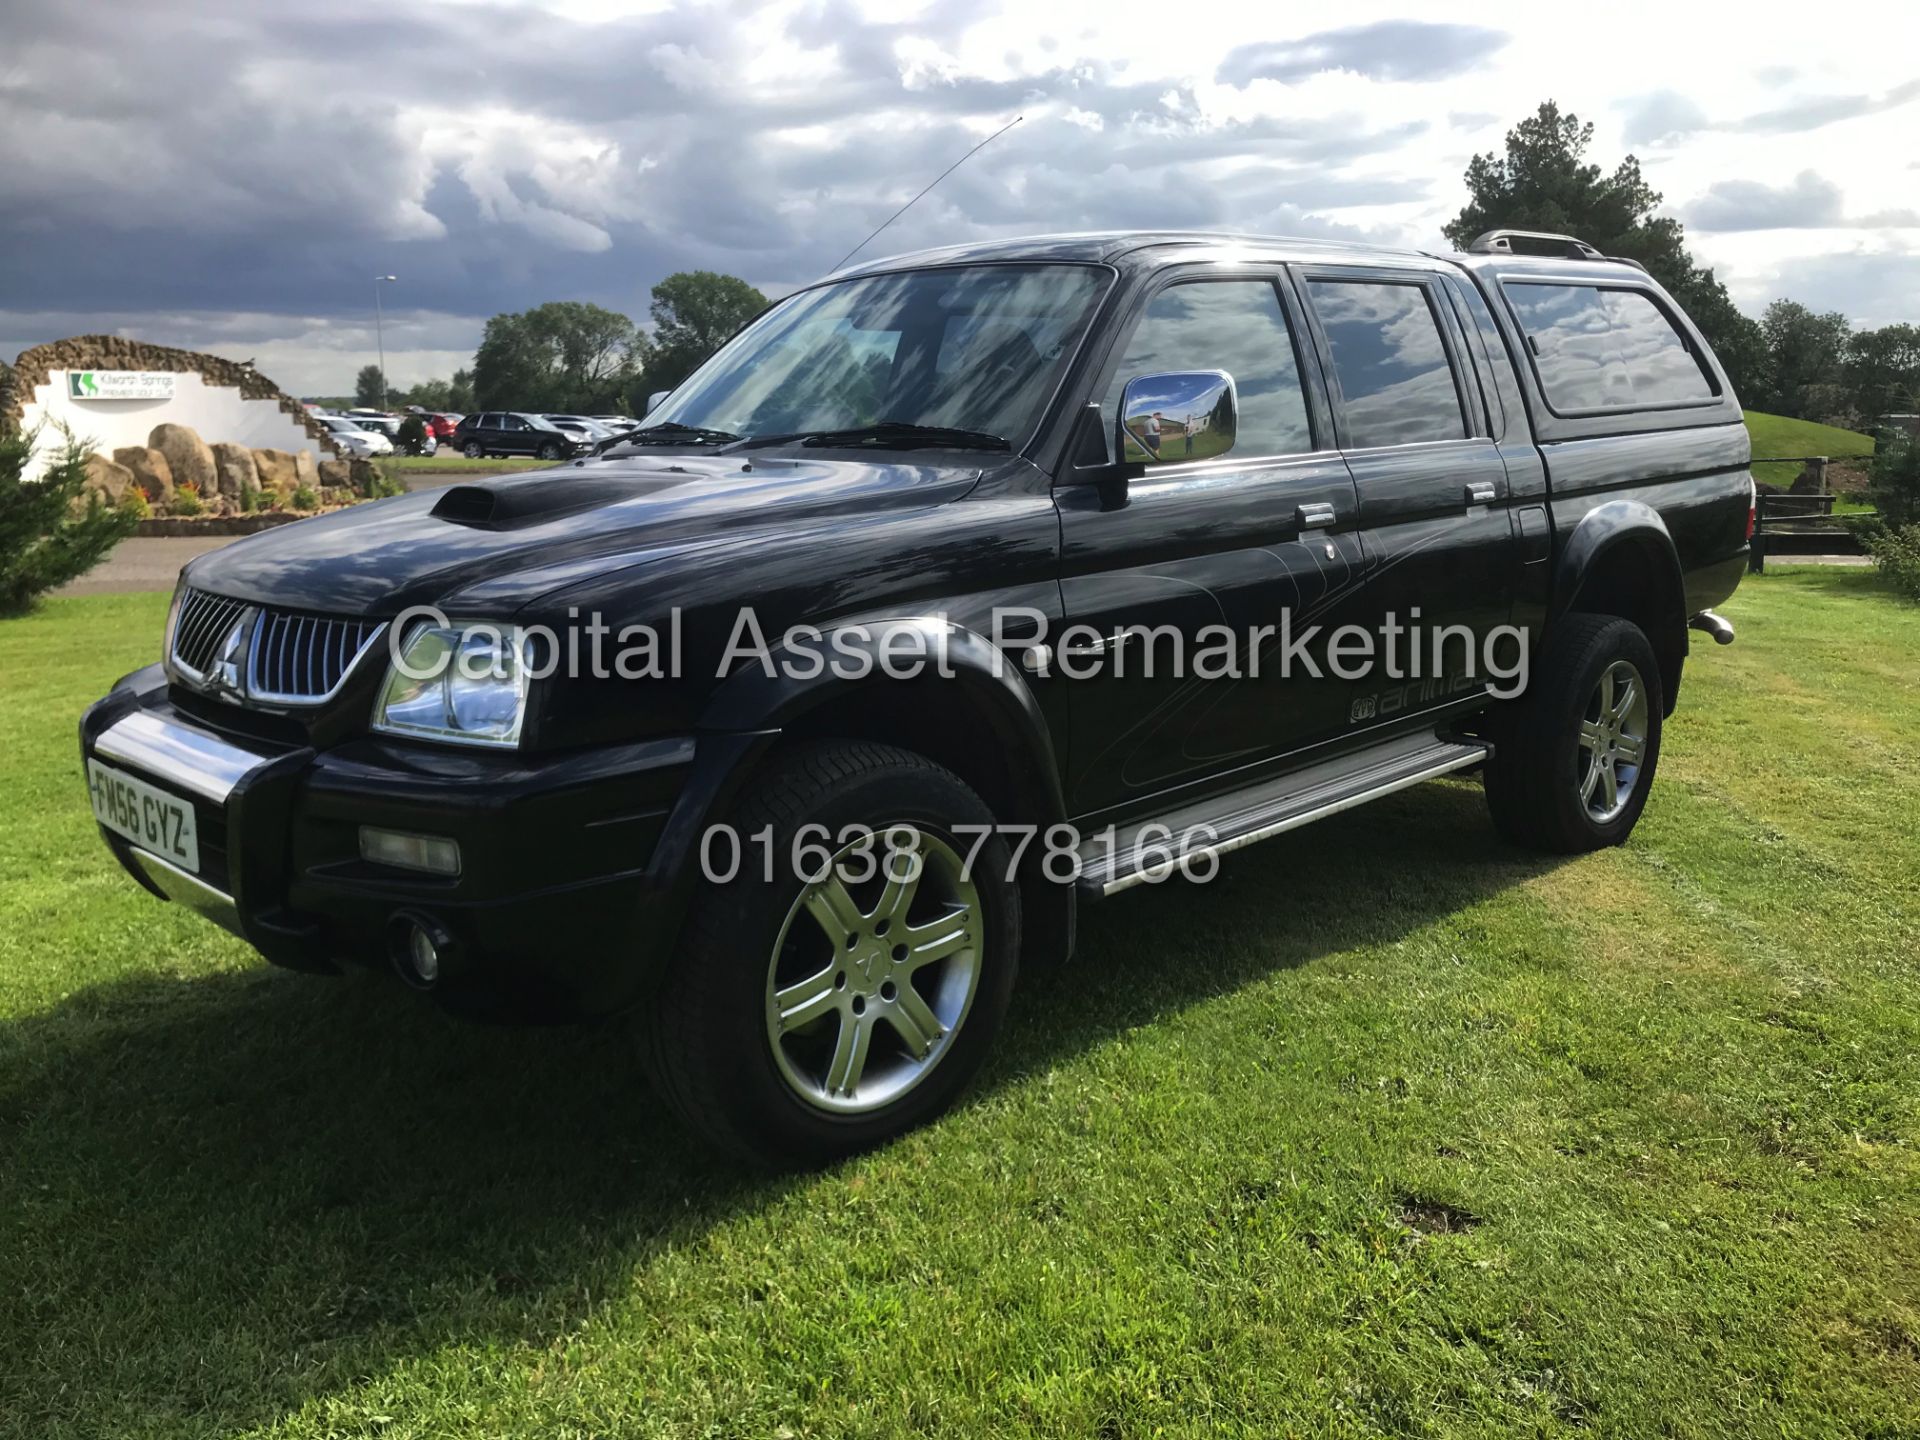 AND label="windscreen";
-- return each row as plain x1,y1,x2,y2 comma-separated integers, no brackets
645,264,1109,445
